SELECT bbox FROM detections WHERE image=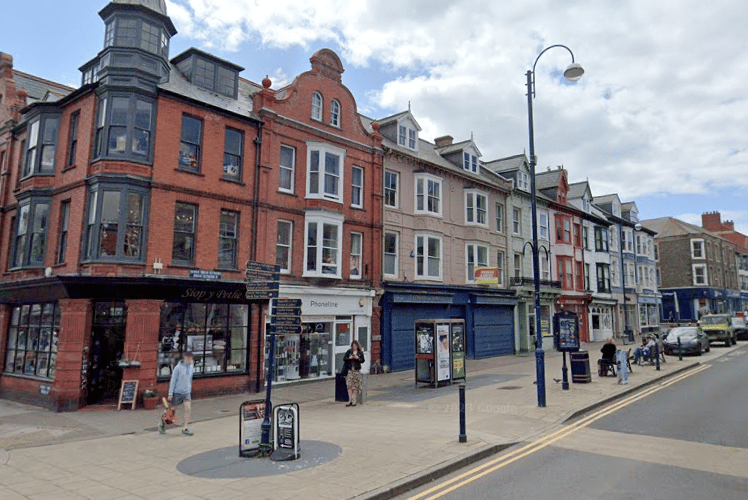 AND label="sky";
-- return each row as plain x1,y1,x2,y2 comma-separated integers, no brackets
2,0,747,232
